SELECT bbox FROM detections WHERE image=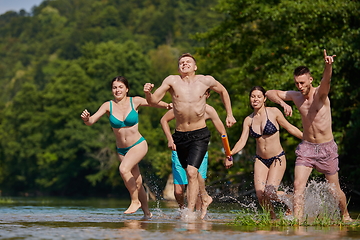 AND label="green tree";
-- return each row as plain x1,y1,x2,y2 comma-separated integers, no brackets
196,0,360,187
0,0,269,197
0,82,44,193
